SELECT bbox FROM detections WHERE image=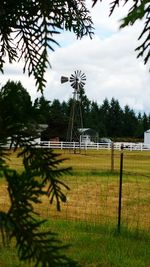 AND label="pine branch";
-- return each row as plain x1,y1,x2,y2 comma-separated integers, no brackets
120,1,150,64
18,147,71,211
2,169,78,266
0,0,93,92
109,0,120,16
0,132,76,266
